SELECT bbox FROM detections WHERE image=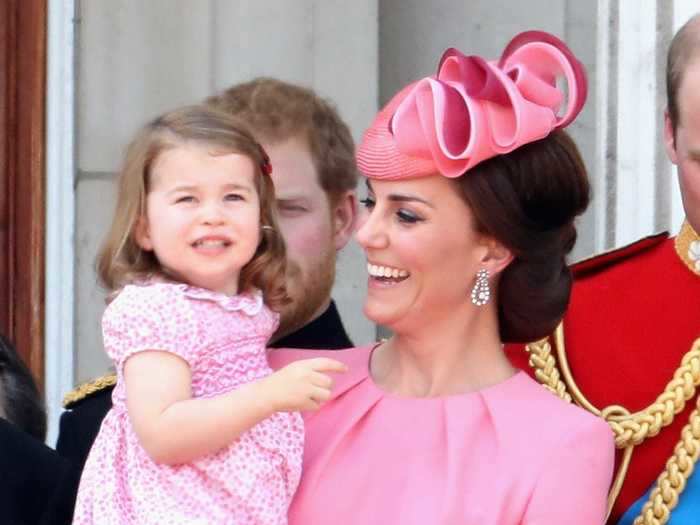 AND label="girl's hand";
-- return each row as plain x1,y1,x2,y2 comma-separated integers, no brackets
258,358,348,412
